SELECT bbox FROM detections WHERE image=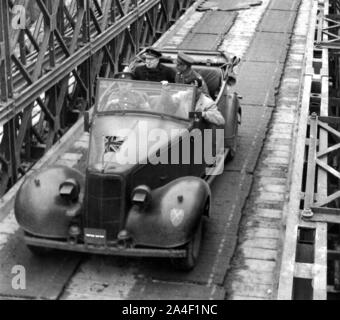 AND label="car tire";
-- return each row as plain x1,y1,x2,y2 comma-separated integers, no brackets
171,219,202,271
226,118,238,162
224,93,239,162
